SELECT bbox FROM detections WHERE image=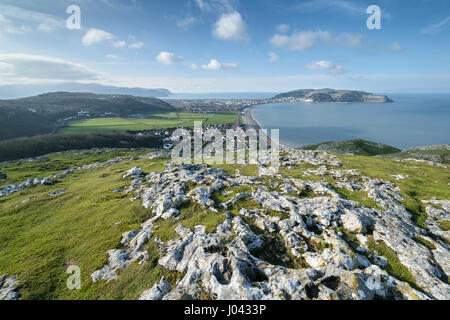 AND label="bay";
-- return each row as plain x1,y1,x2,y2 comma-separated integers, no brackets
251,93,450,149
